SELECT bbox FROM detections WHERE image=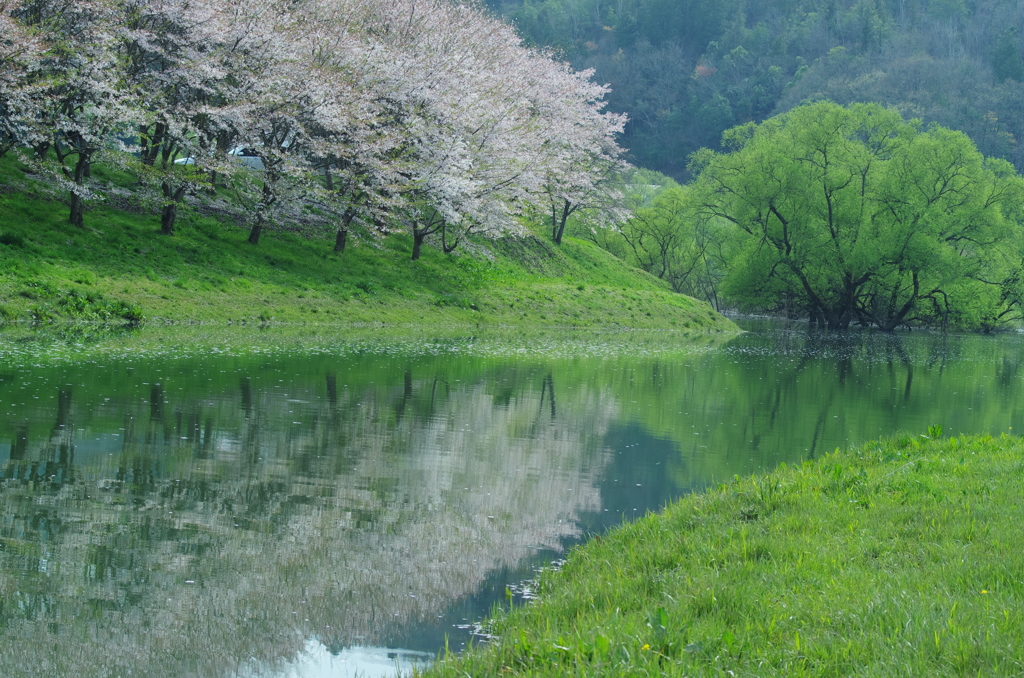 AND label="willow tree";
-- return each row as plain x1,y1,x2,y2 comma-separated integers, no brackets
612,180,725,305
692,101,1024,330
